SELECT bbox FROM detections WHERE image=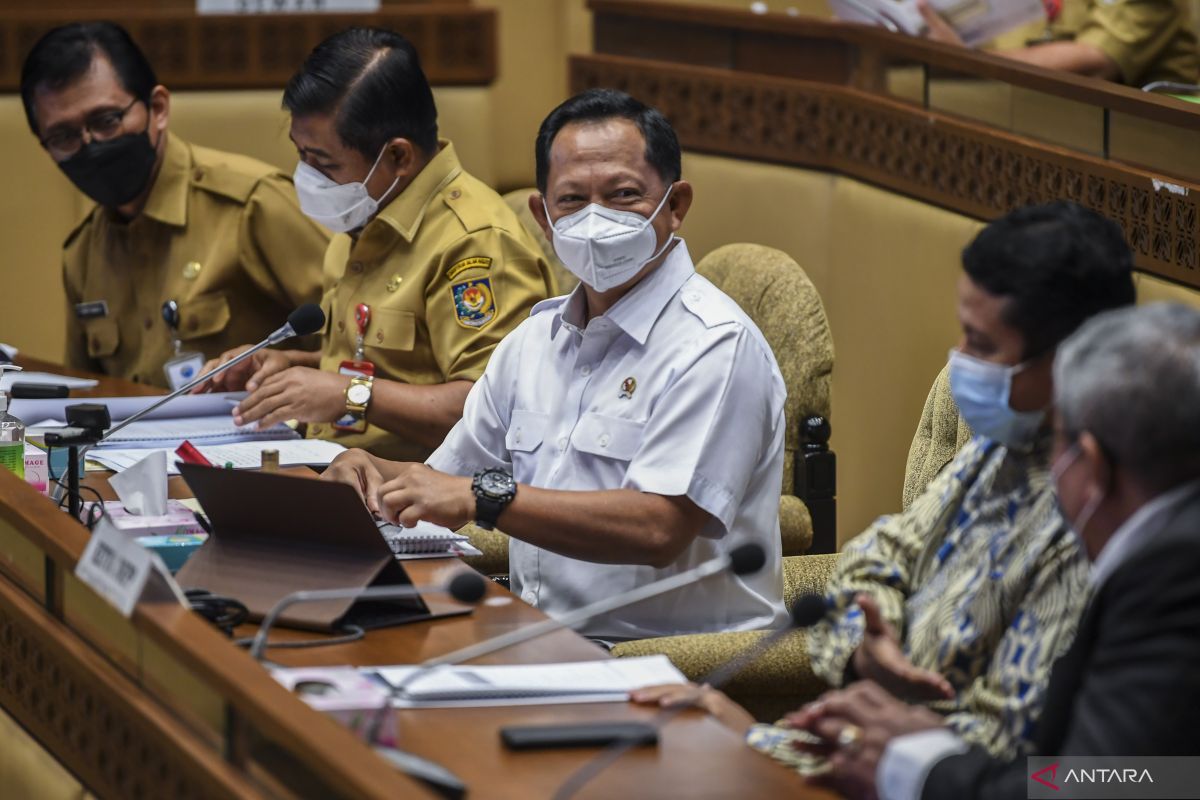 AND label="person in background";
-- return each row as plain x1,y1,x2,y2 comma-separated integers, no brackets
786,302,1200,800
635,201,1136,770
322,89,787,641
919,0,1199,86
198,28,554,462
21,22,328,388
